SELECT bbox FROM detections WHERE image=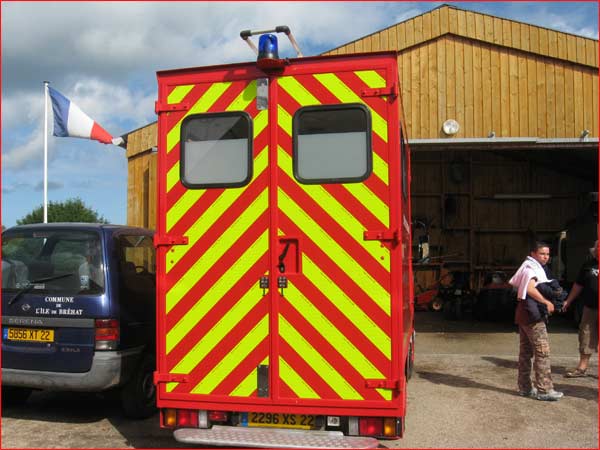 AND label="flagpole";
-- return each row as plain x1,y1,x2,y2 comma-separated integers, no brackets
43,81,49,223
